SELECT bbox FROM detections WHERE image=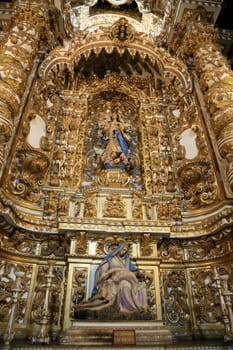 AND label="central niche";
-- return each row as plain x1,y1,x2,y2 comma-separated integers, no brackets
82,91,142,190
